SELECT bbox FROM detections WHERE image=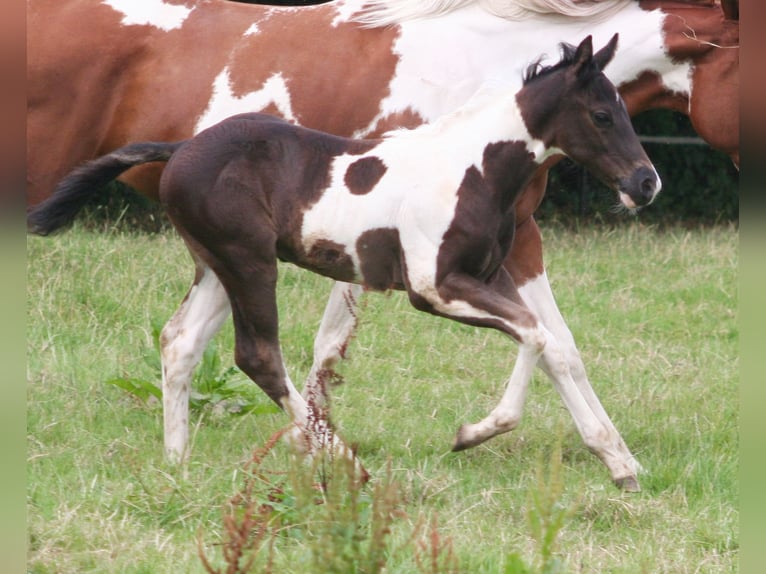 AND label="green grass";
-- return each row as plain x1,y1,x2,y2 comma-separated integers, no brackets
27,223,738,572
